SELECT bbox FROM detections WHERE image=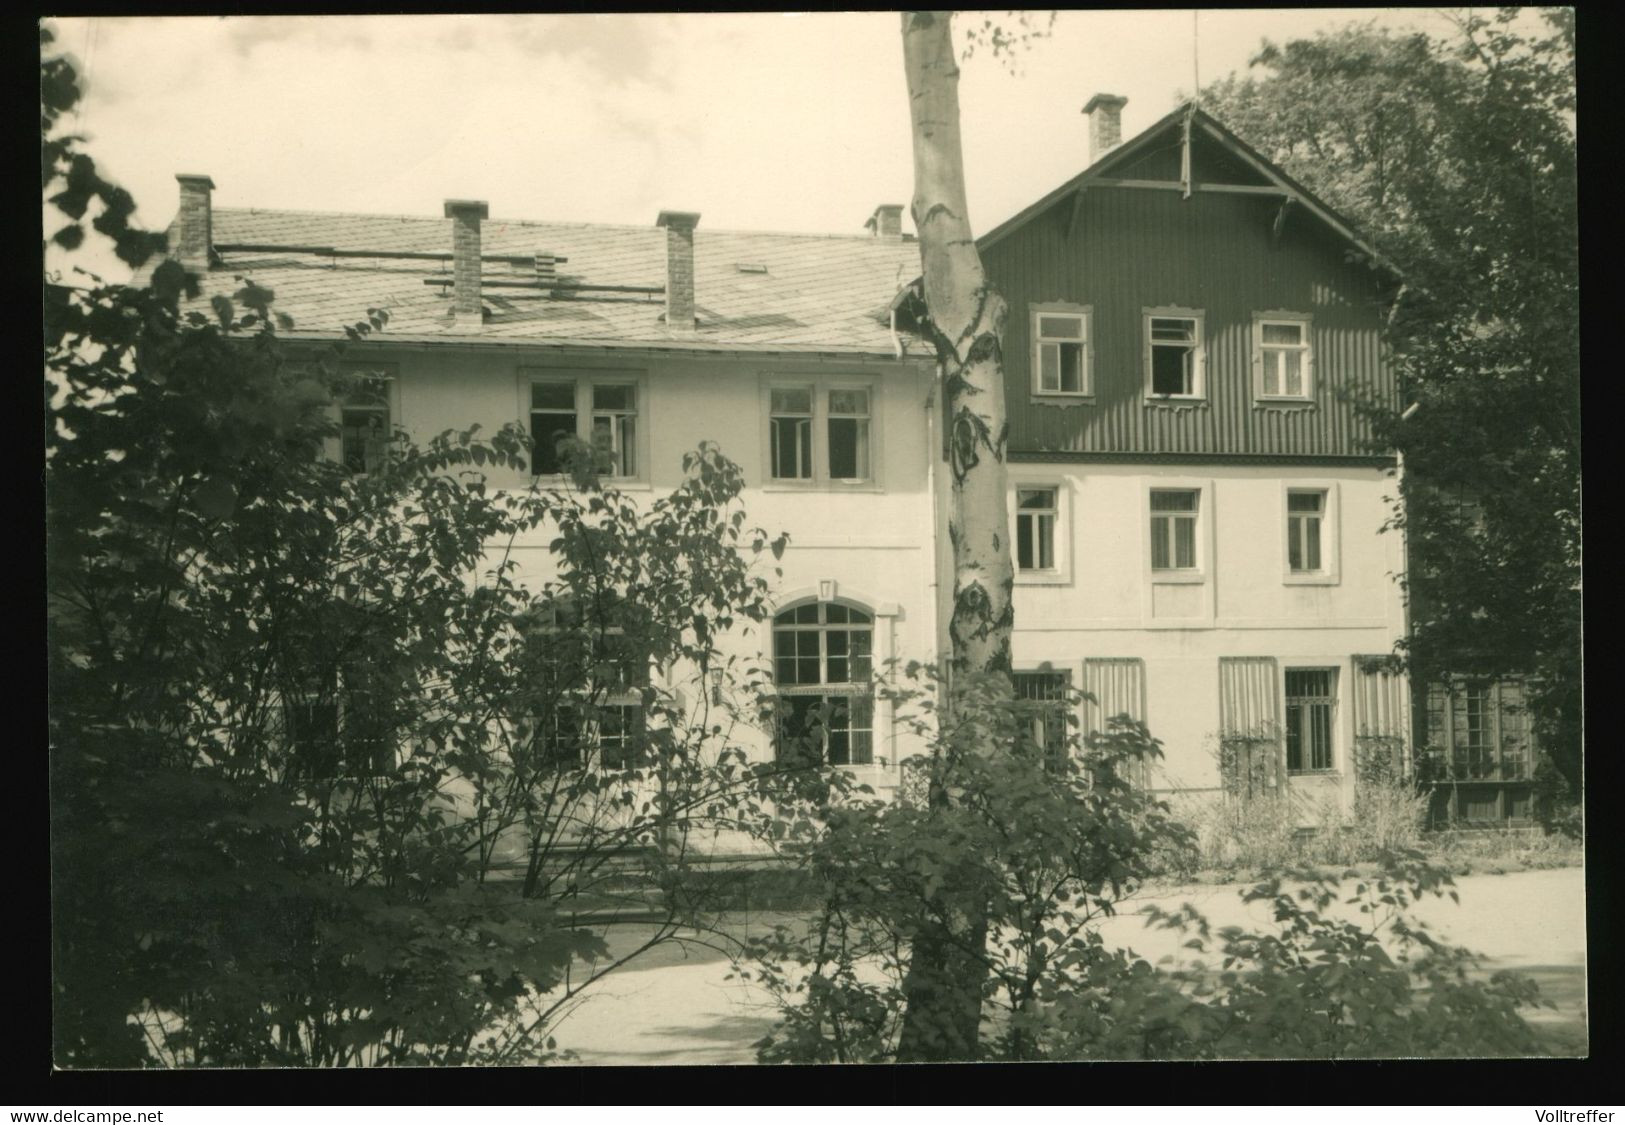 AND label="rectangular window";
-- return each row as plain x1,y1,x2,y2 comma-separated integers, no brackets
1147,314,1202,397
769,388,814,480
1150,489,1199,571
825,695,874,767
1423,680,1535,784
526,703,586,770
286,673,395,781
827,389,871,481
1016,487,1058,571
287,696,341,781
530,383,578,477
596,703,645,772
340,377,391,476
1285,668,1337,772
1287,490,1326,573
341,688,395,777
527,374,642,479
590,384,637,477
764,380,876,486
524,606,650,772
1457,686,1494,778
779,694,874,767
1013,670,1071,771
1033,310,1090,395
1258,317,1312,399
